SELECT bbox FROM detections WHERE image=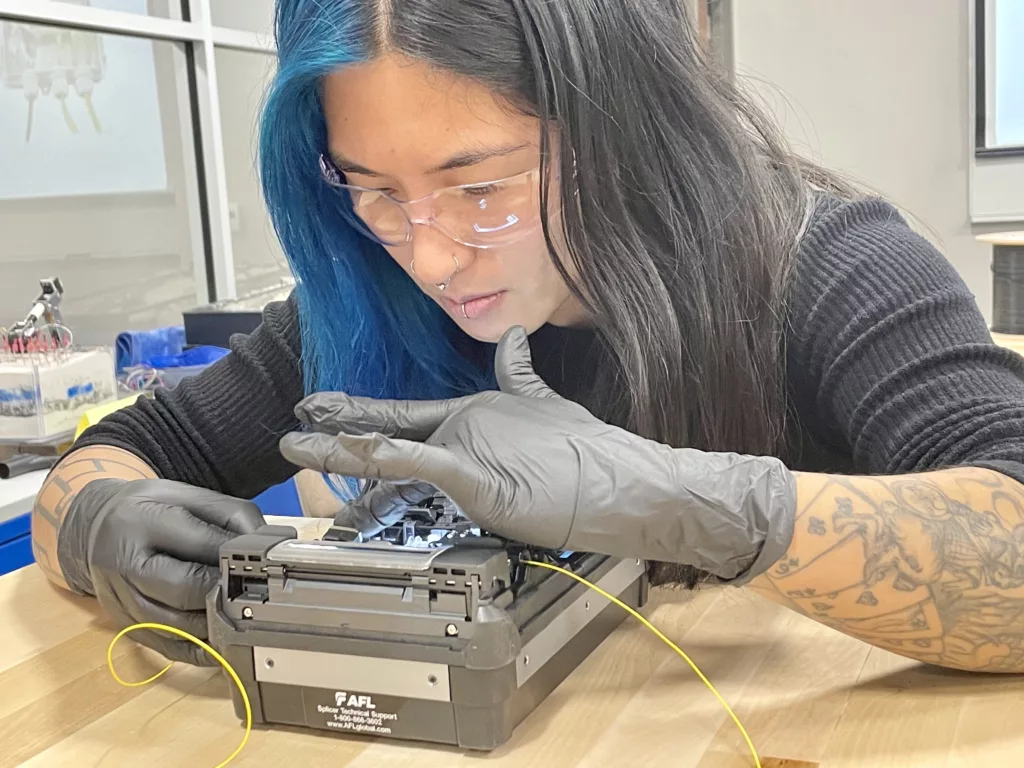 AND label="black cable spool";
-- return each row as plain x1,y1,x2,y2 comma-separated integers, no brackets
992,244,1024,335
